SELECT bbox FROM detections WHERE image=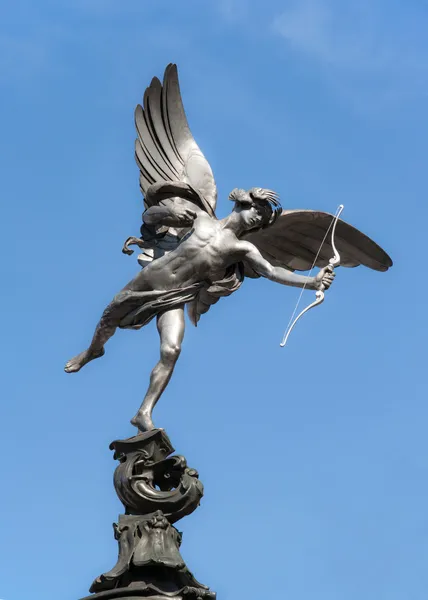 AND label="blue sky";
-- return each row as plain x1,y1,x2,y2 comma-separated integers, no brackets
1,1,428,599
